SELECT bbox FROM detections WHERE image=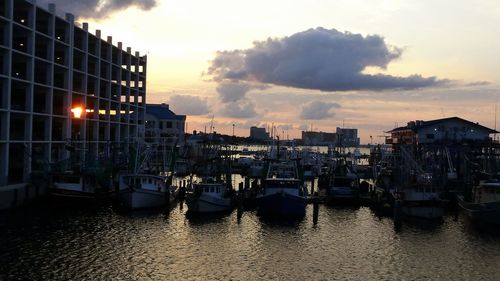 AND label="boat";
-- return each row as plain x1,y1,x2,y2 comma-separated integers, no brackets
256,160,308,217
458,179,500,224
50,171,110,201
392,146,445,220
118,173,177,209
118,141,178,209
186,177,234,213
247,158,265,178
49,158,113,202
324,158,360,204
396,173,445,220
